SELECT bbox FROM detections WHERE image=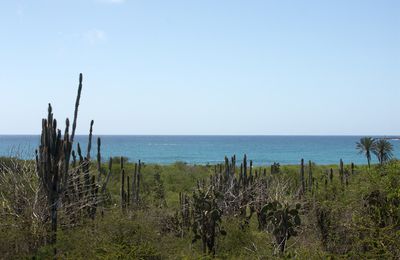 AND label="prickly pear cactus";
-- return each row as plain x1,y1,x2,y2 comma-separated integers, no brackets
271,162,281,174
261,201,301,253
191,186,226,255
